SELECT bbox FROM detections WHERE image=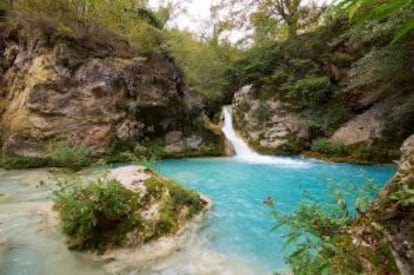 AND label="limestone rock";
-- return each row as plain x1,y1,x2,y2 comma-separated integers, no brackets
165,131,183,145
0,20,223,163
232,85,309,153
355,134,414,274
330,104,384,145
